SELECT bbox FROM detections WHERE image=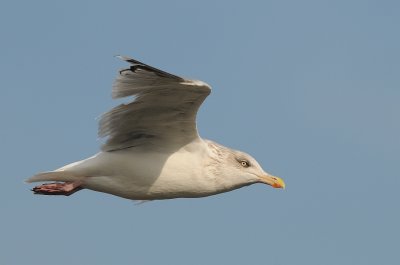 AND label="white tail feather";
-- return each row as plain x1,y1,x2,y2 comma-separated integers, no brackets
26,171,84,183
